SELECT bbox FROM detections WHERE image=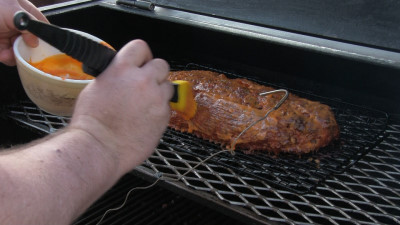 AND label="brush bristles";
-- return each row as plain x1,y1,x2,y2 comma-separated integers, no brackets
170,80,197,120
